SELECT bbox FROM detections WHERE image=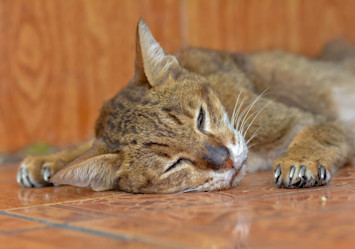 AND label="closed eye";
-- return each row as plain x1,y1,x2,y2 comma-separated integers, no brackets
197,107,205,132
164,158,193,173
